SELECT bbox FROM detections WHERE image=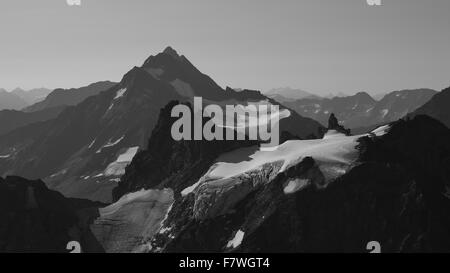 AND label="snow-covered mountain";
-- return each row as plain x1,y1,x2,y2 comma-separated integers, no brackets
2,95,449,253
0,47,323,203
88,102,450,253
